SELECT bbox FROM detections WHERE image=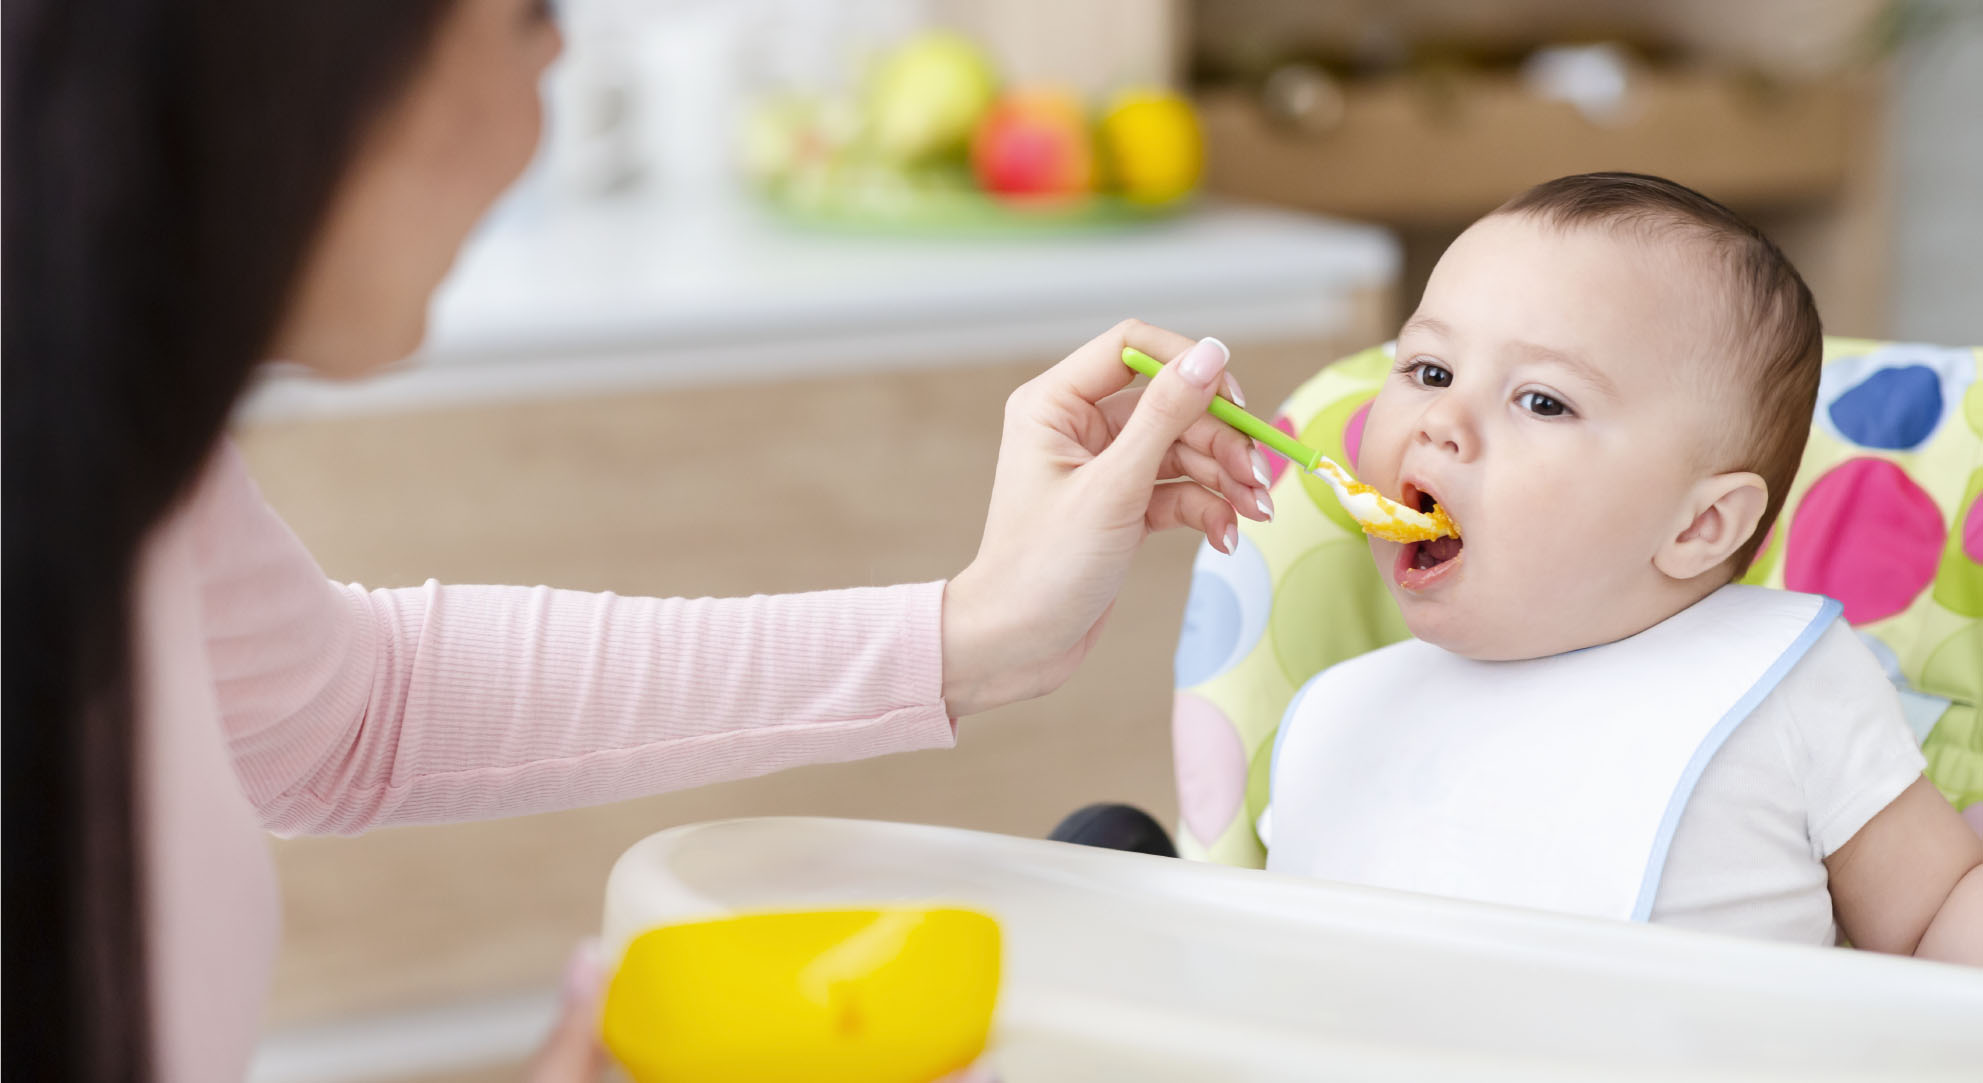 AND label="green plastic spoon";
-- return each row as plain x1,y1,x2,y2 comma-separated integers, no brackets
1120,346,1458,543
